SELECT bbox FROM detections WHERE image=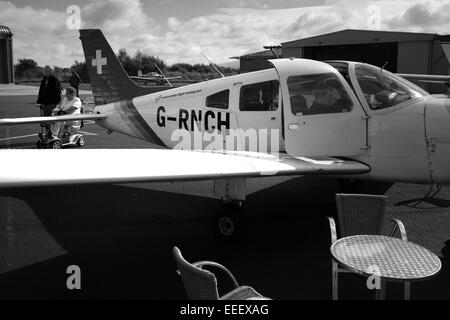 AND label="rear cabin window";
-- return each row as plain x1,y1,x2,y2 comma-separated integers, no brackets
206,90,229,109
239,80,279,111
287,73,353,116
